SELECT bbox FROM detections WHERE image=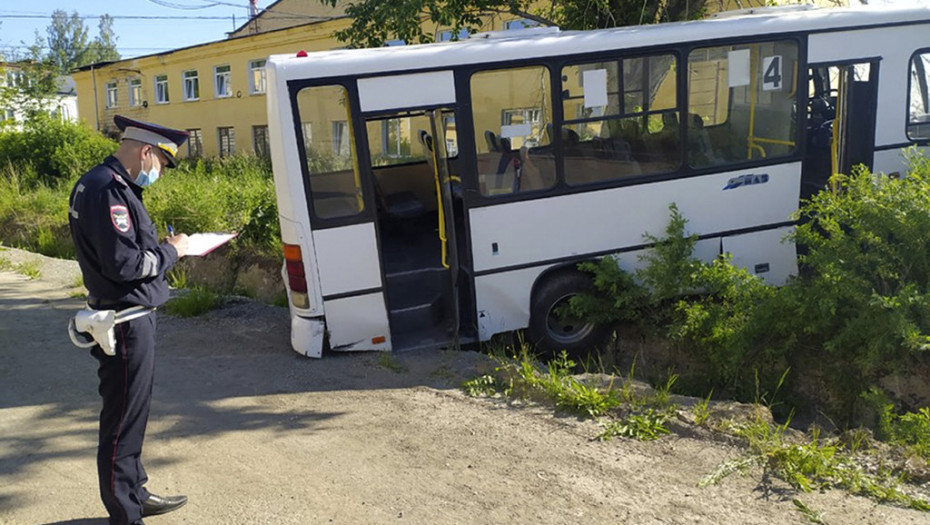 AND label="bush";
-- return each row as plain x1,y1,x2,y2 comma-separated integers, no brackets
571,150,930,423
0,116,118,187
145,155,280,254
792,152,930,384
